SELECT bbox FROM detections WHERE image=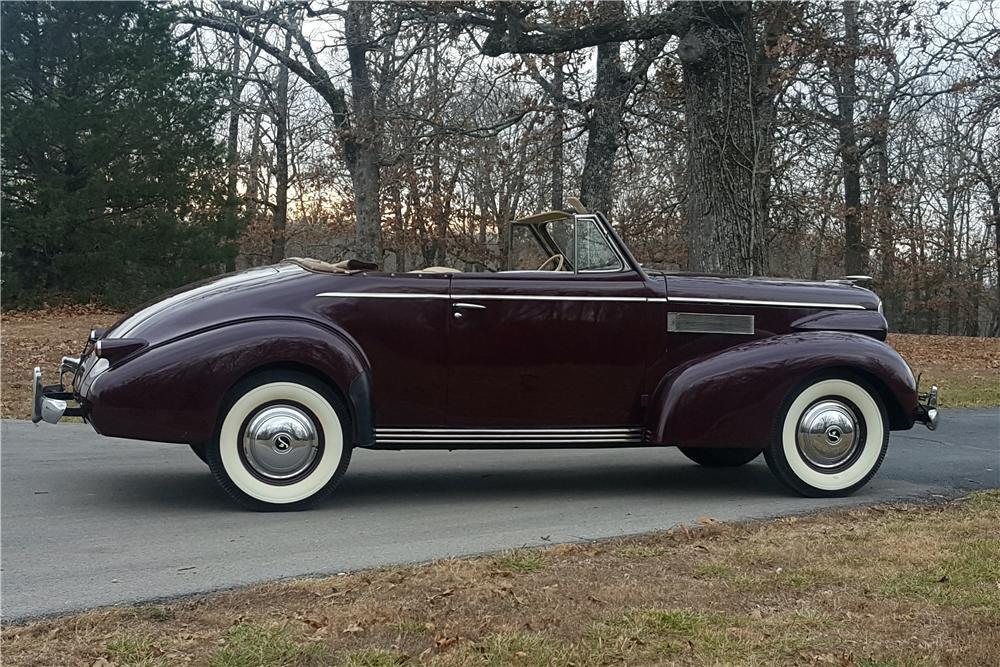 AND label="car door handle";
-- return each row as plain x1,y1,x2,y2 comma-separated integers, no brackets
453,302,486,310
